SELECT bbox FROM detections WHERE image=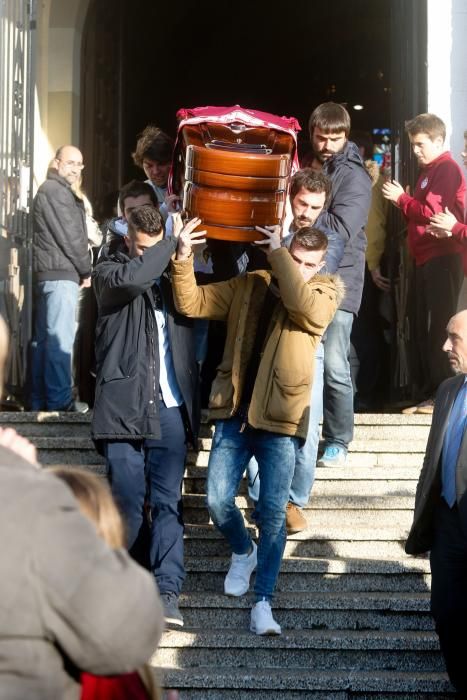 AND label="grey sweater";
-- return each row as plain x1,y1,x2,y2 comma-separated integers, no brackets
0,447,163,699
